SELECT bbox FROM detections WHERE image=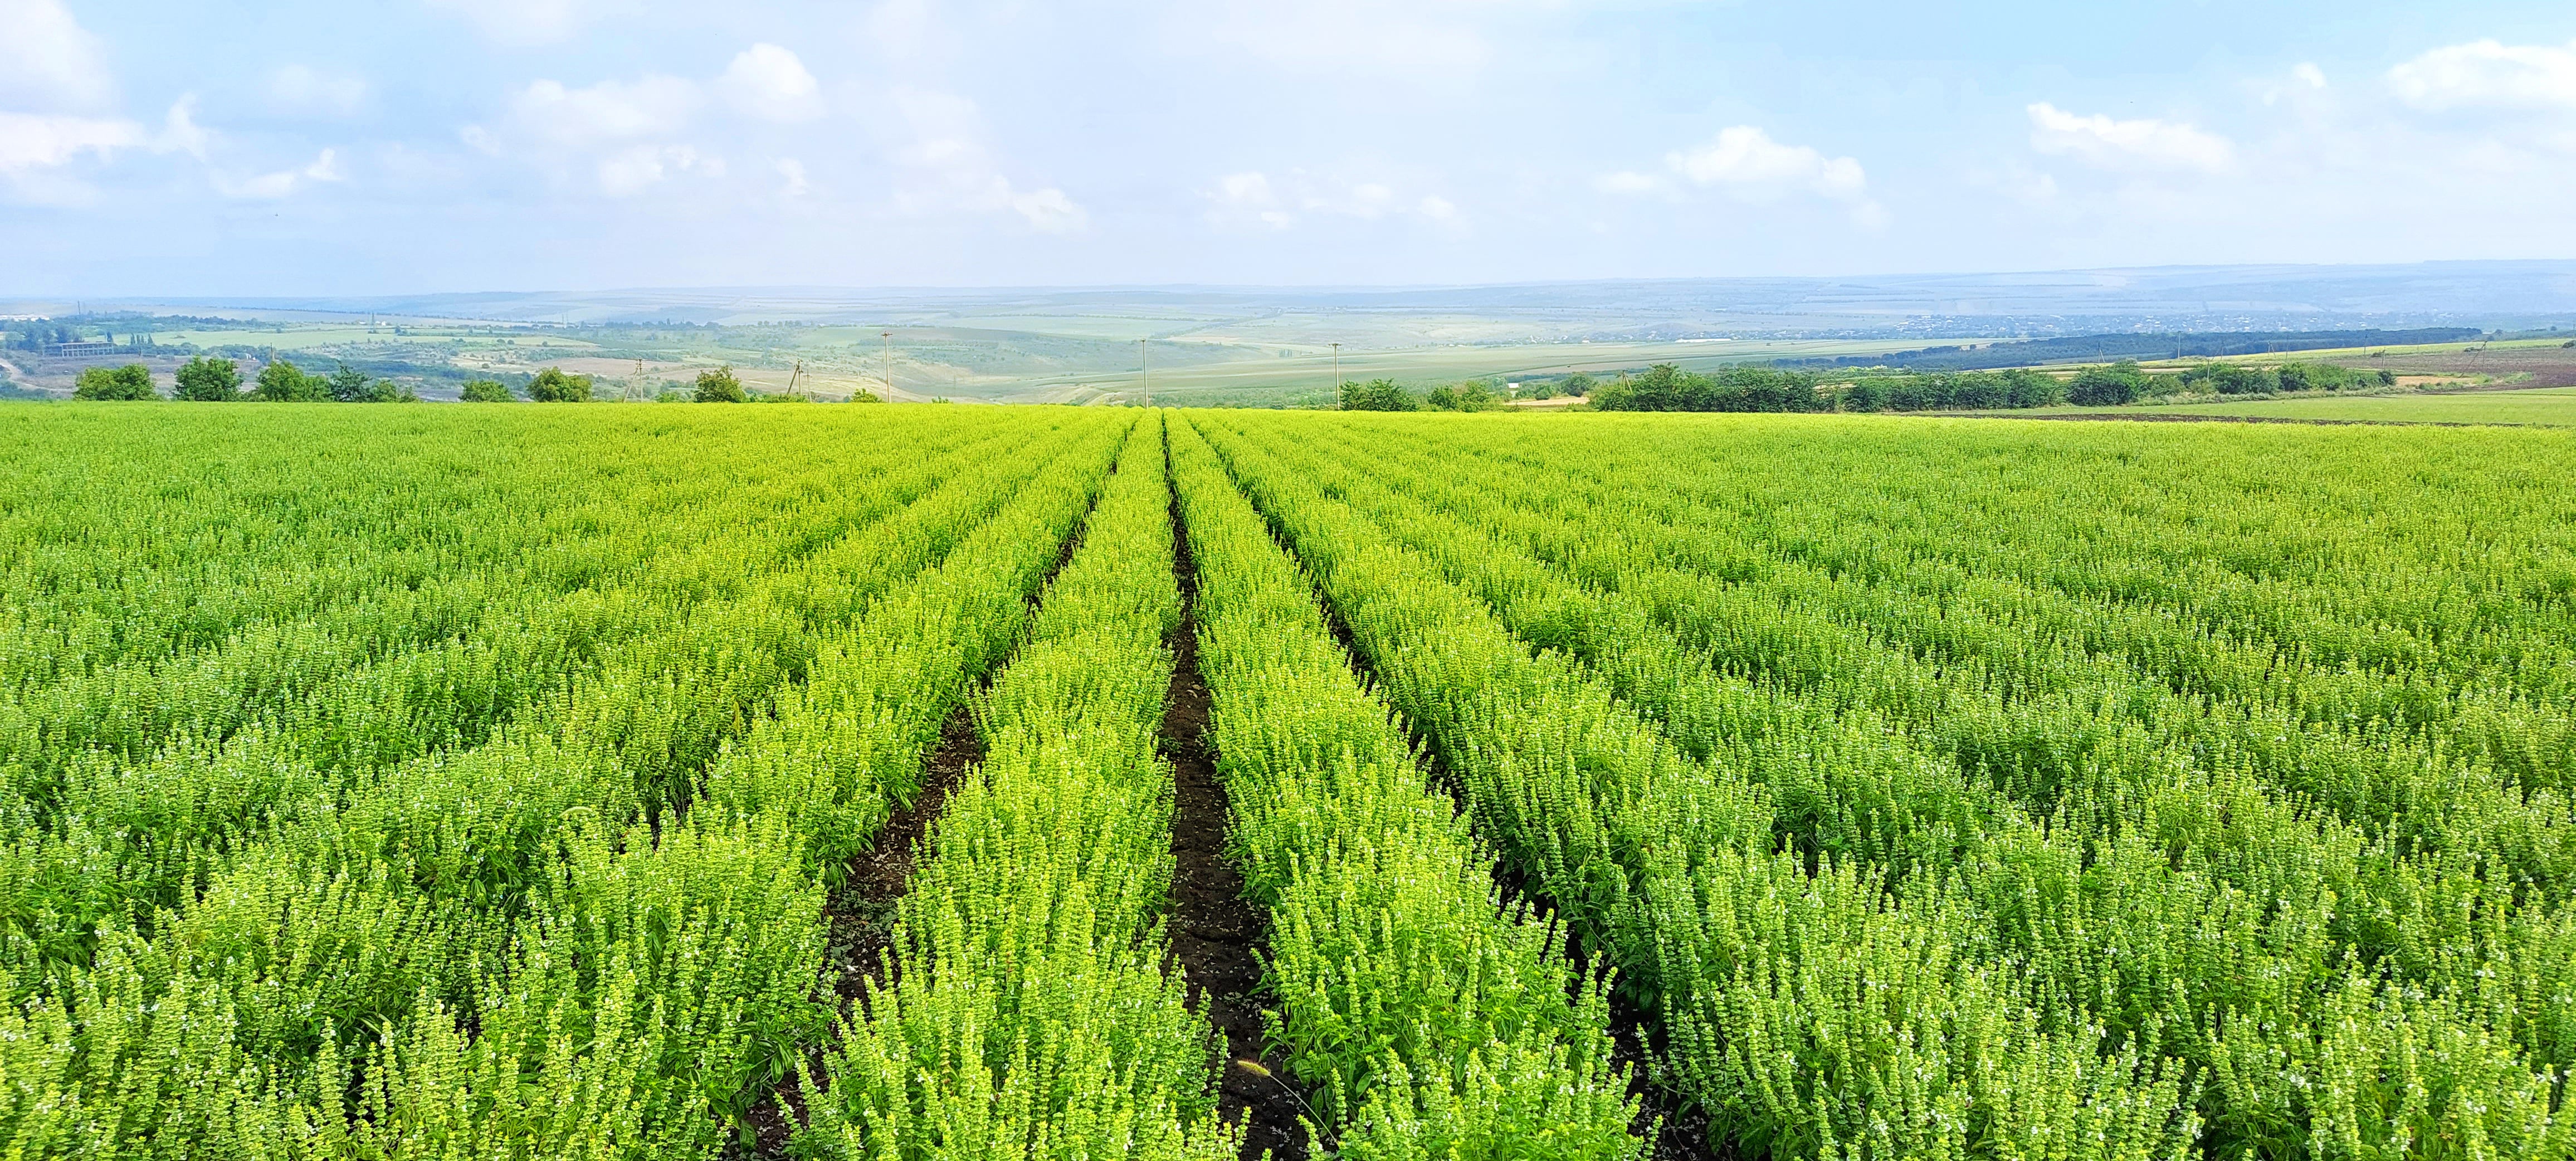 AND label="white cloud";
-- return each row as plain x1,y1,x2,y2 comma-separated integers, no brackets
1211,170,1294,228
0,112,145,173
1007,187,1085,232
1666,126,1870,201
505,75,701,146
776,157,811,196
267,65,368,119
719,44,824,123
1203,167,1457,230
2389,39,2576,111
597,144,720,196
216,148,346,199
2027,102,2233,173
2292,62,2329,90
160,96,209,159
1,98,205,183
1598,126,1881,226
424,0,616,47
0,0,115,113
892,88,1087,233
